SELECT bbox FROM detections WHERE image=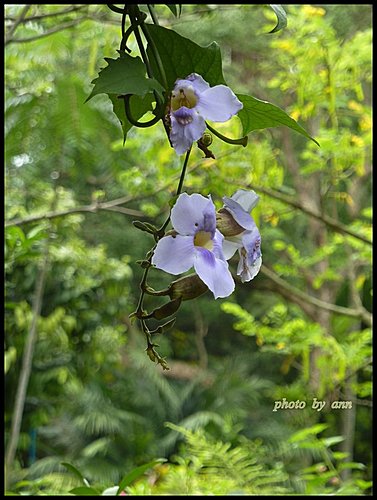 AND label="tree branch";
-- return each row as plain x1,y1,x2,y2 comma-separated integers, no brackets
5,203,144,228
6,150,236,228
5,18,90,45
242,182,372,246
5,5,32,44
259,265,372,326
5,236,50,490
5,5,88,23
